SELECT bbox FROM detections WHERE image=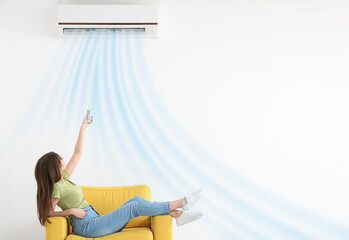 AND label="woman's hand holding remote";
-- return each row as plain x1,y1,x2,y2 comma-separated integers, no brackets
82,112,93,129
